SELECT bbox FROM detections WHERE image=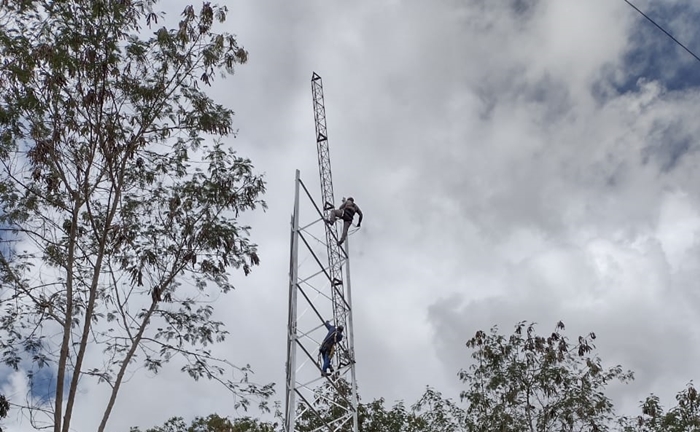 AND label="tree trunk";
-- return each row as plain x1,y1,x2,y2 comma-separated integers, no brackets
53,198,82,432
